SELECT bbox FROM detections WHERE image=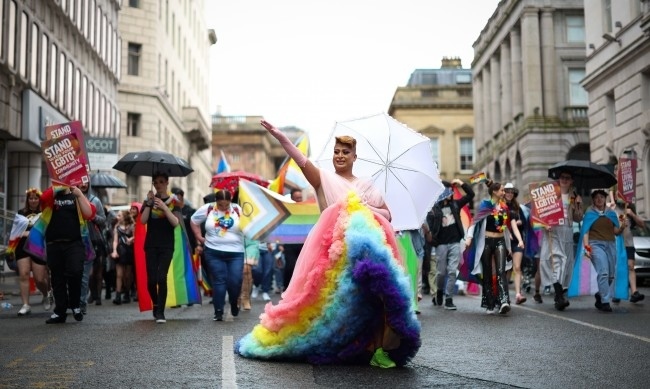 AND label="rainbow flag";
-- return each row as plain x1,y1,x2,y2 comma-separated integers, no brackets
396,233,419,310
6,214,29,256
192,252,212,294
268,135,310,194
134,214,202,311
469,172,487,184
239,179,319,243
453,185,472,232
